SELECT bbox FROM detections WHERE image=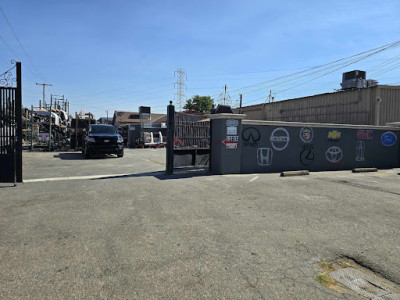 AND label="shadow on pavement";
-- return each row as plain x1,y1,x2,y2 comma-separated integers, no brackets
91,168,210,181
54,153,118,160
0,184,17,188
